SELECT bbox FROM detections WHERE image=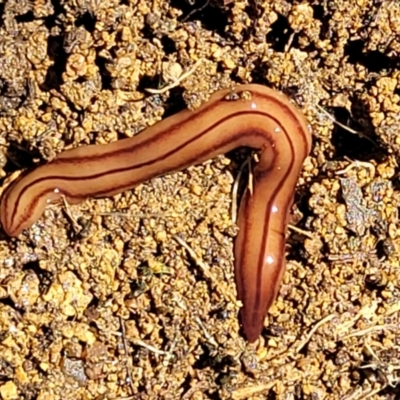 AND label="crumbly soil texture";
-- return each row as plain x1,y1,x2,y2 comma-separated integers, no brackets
0,0,400,399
